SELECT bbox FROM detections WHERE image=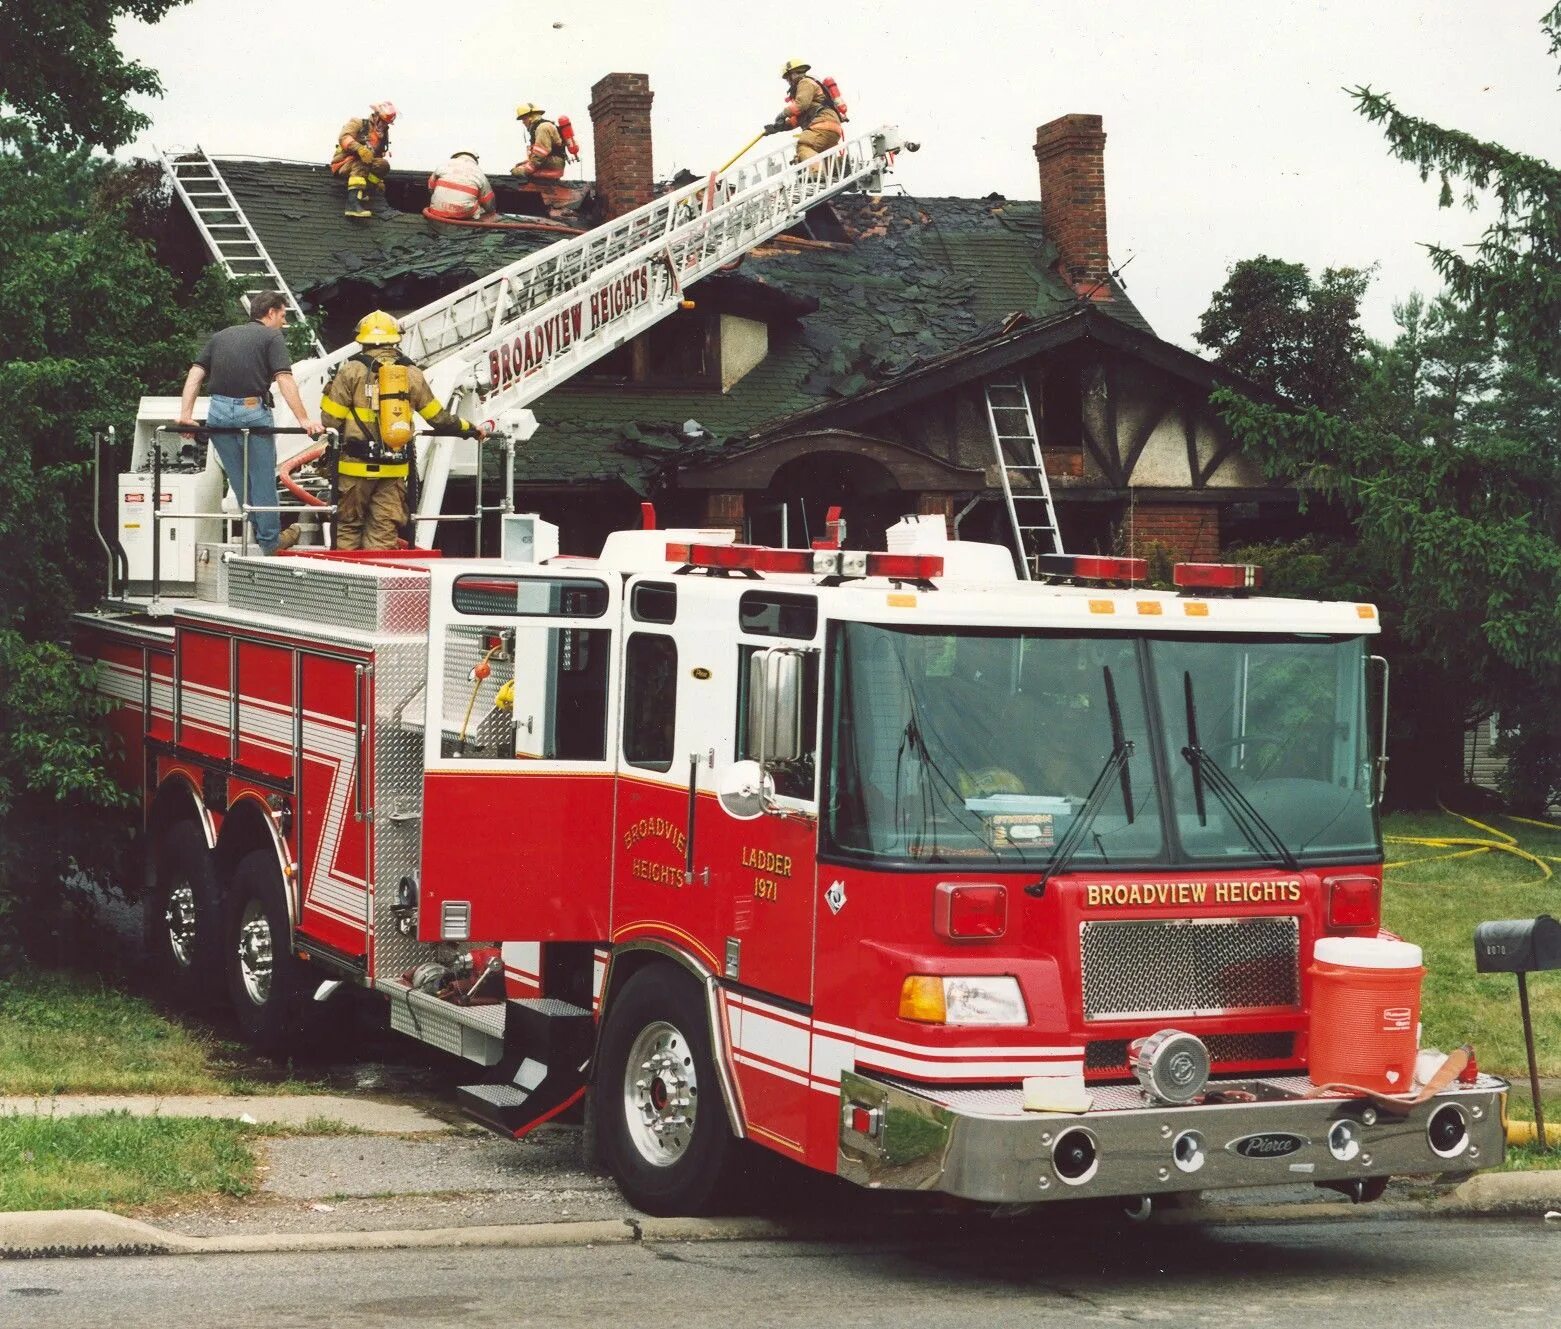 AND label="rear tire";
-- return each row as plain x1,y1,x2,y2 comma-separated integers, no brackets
224,849,300,1050
145,820,221,1004
597,966,739,1215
